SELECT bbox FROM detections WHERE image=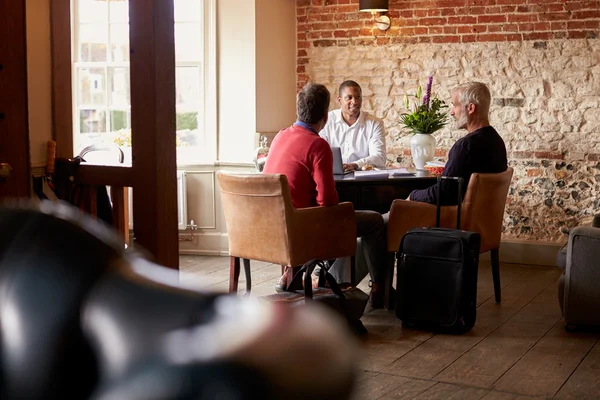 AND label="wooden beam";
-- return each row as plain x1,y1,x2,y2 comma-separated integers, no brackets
110,186,129,244
75,165,134,187
50,0,74,158
129,0,178,269
0,0,31,198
